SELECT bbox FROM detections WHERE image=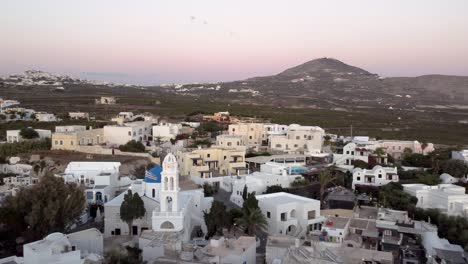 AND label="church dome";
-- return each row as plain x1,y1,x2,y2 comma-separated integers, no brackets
144,165,162,183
